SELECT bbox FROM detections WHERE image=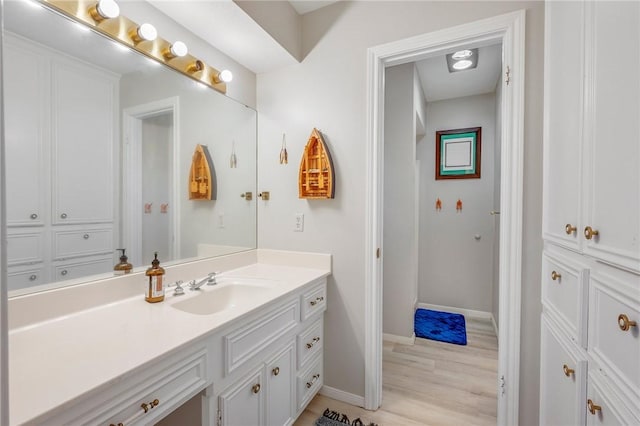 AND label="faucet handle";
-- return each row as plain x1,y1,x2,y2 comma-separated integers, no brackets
188,279,198,290
173,280,185,296
207,272,218,286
